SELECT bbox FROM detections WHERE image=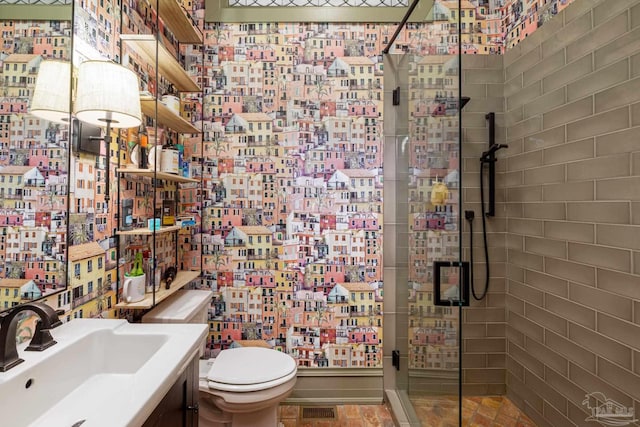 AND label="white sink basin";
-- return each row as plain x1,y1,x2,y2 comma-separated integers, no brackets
0,319,207,427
